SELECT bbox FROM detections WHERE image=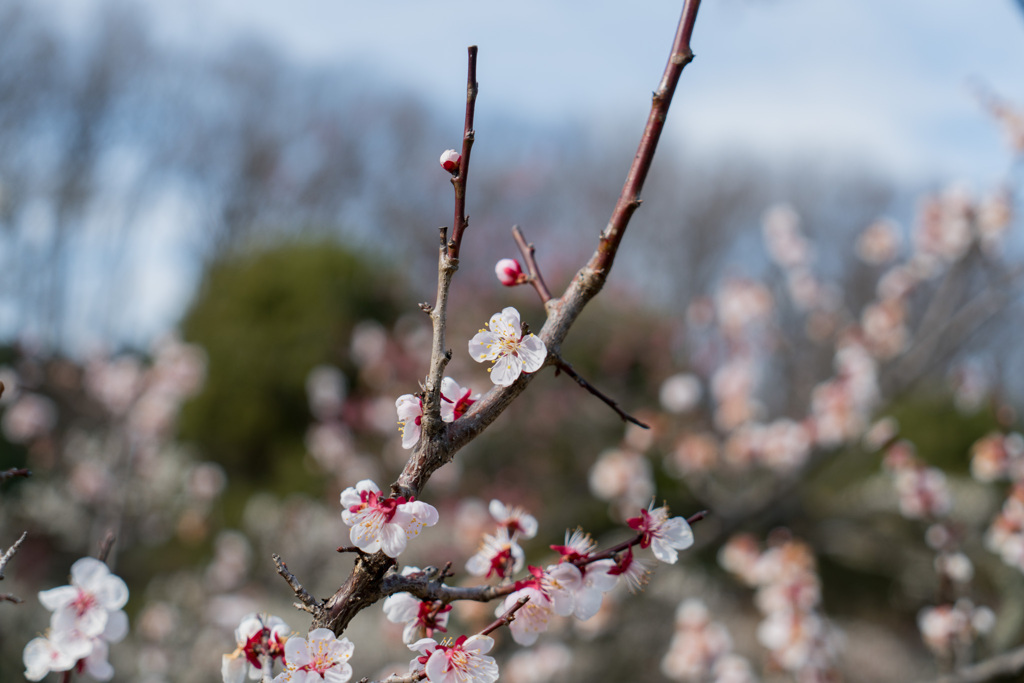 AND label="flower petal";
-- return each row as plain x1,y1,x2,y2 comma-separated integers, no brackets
489,352,523,387
517,334,547,373
497,307,522,335
469,332,499,363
